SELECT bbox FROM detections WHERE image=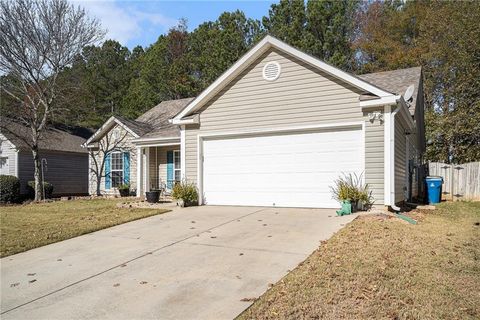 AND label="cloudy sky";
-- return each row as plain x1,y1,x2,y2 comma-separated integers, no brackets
74,0,275,49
